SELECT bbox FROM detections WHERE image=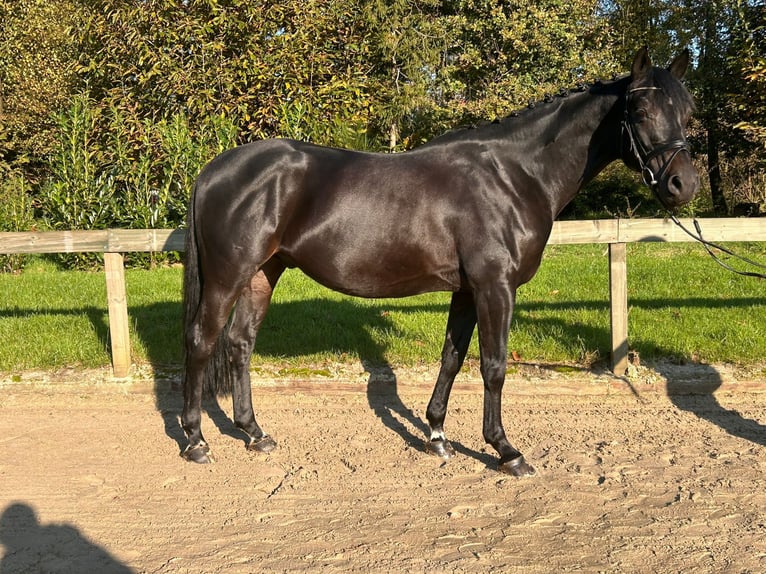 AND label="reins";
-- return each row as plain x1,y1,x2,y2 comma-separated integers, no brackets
622,86,766,280
667,213,766,279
